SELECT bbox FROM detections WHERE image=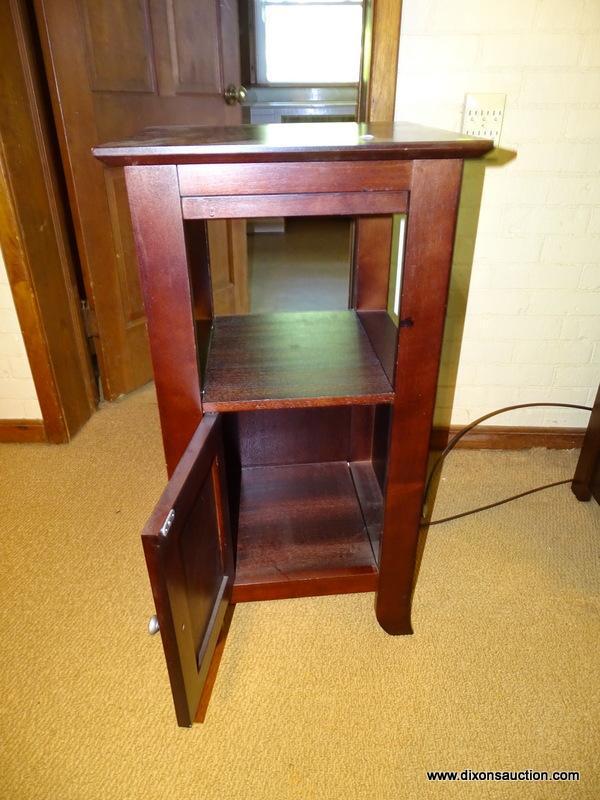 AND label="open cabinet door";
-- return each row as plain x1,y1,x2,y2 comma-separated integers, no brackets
142,414,234,727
